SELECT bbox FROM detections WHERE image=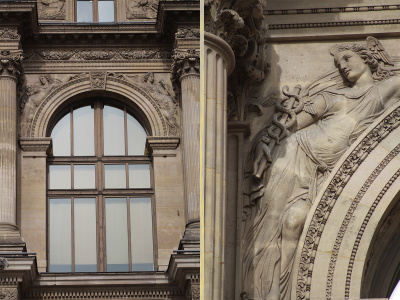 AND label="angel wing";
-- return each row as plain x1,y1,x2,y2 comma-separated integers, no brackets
366,36,394,66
